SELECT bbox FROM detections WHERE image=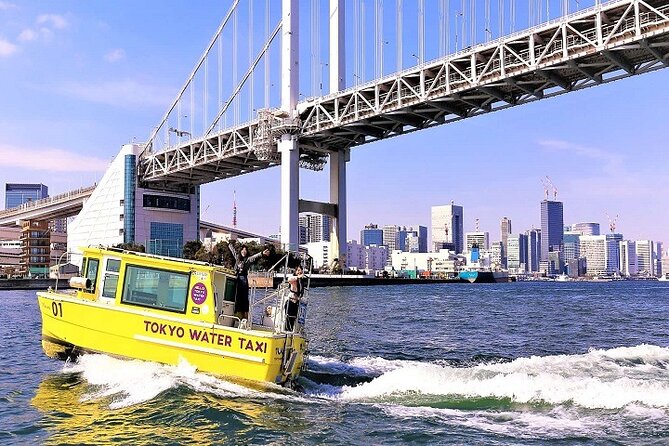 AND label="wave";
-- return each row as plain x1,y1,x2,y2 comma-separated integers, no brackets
306,344,669,410
60,354,310,409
